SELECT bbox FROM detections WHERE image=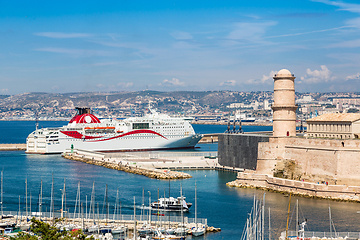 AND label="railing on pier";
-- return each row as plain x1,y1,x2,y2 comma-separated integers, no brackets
2,211,207,225
285,231,360,239
64,149,218,160
104,151,218,159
